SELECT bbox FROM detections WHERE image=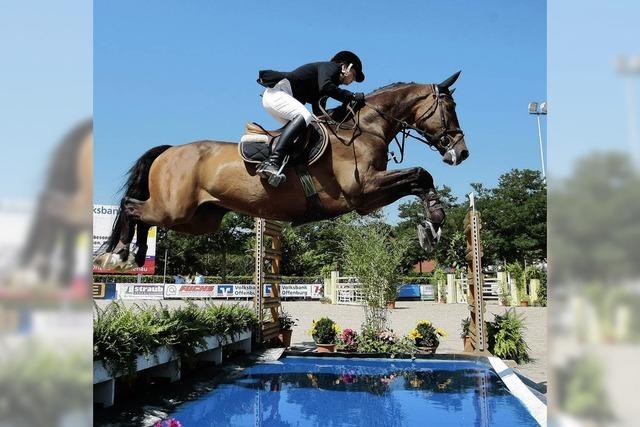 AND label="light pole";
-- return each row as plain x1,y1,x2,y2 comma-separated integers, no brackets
528,101,547,181
616,55,640,163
